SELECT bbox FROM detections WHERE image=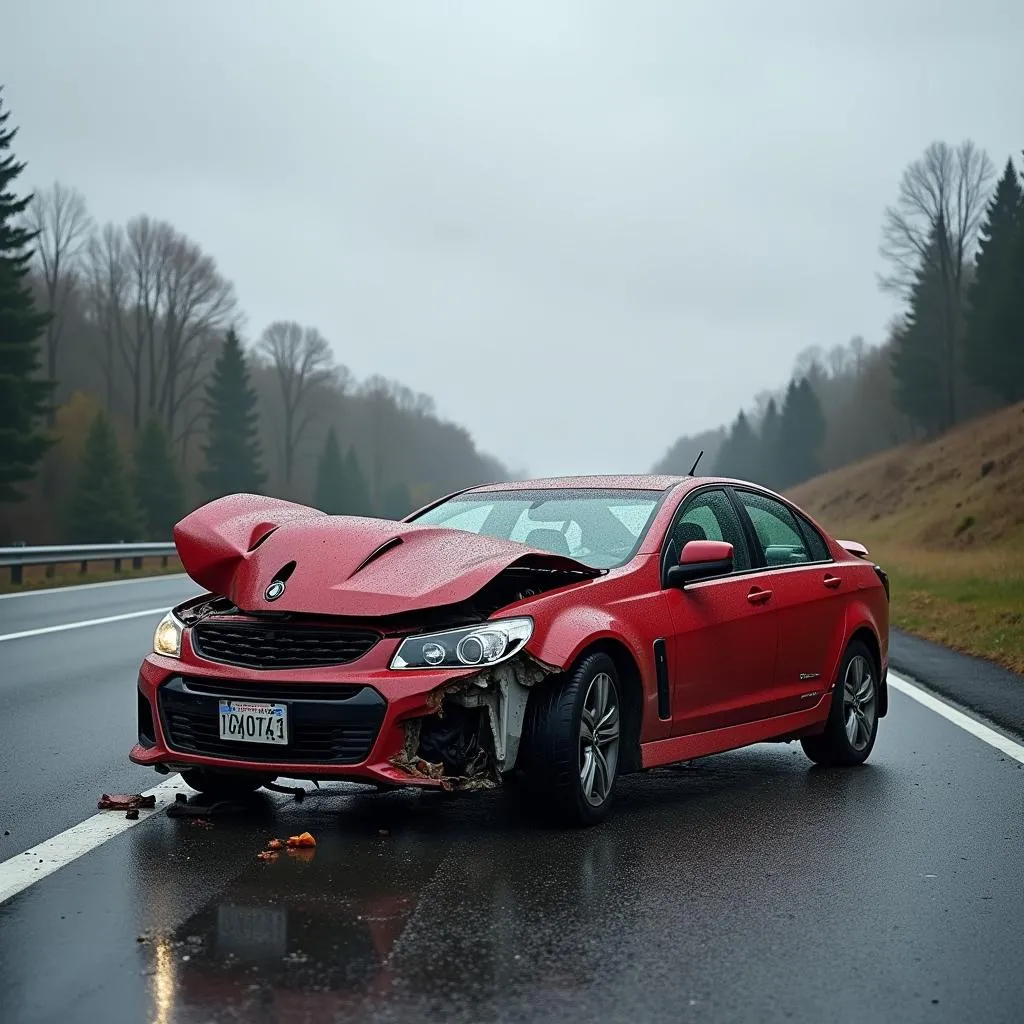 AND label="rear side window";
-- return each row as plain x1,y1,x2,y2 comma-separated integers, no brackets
734,491,813,567
795,513,831,562
667,488,751,571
